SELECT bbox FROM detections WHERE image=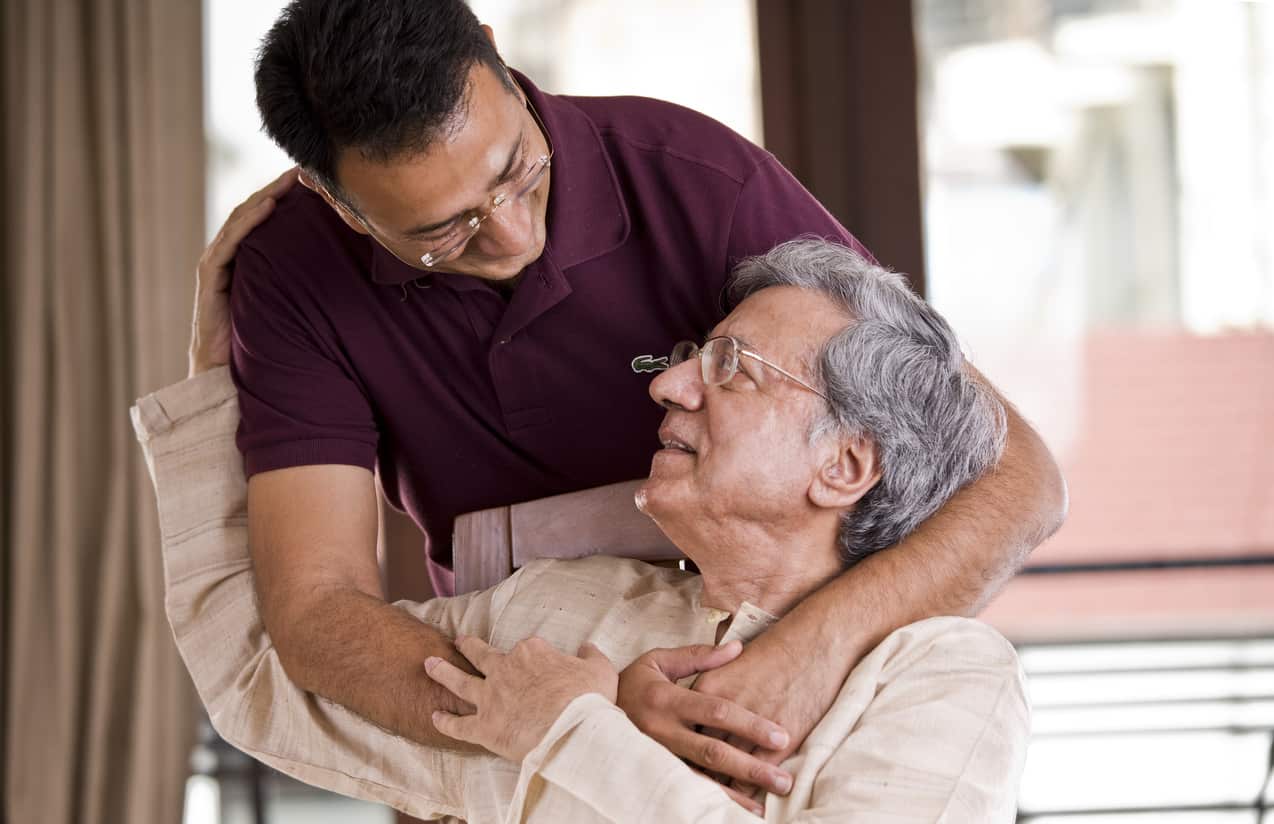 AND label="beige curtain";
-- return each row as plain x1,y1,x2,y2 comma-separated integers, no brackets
2,0,205,821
